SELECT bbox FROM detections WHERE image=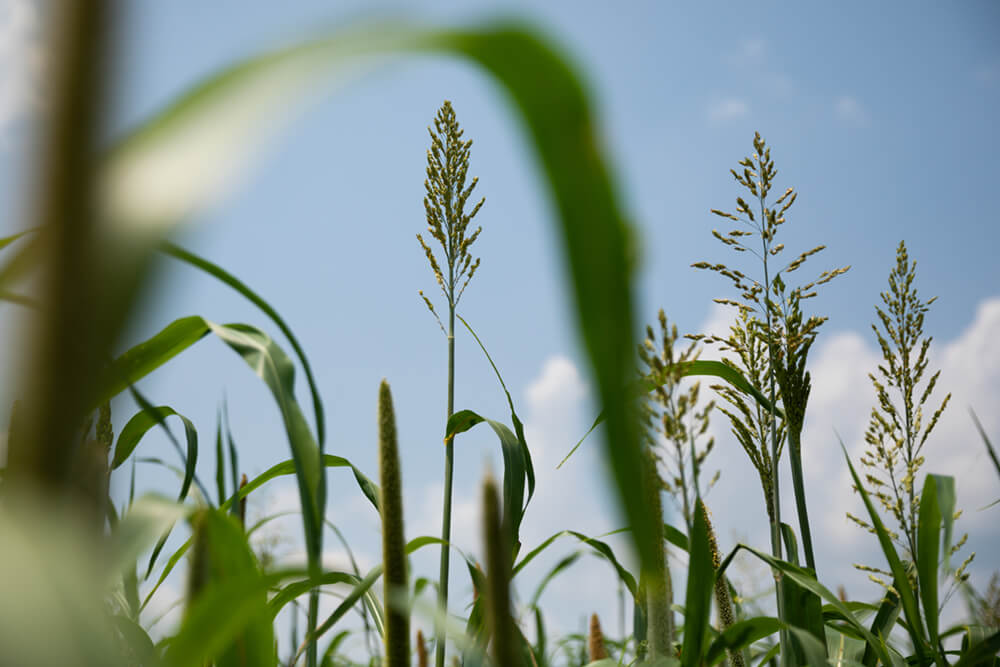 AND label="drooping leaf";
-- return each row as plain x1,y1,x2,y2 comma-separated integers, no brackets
704,617,781,666
842,443,929,661
446,409,529,558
